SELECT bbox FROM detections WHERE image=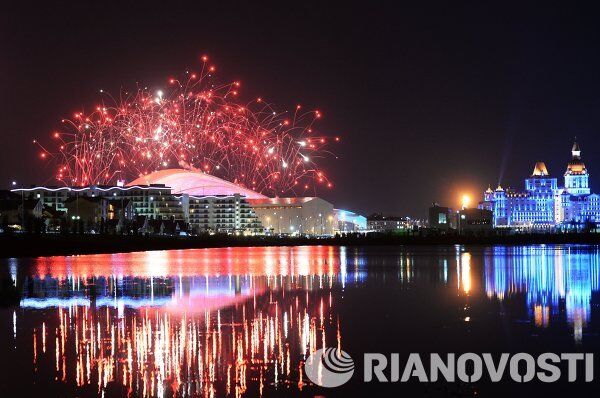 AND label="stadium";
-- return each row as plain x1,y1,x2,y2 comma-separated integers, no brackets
128,169,268,199
128,168,340,235
10,168,366,235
